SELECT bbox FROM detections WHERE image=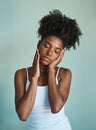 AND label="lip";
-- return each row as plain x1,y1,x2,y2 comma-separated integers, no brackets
42,56,51,62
